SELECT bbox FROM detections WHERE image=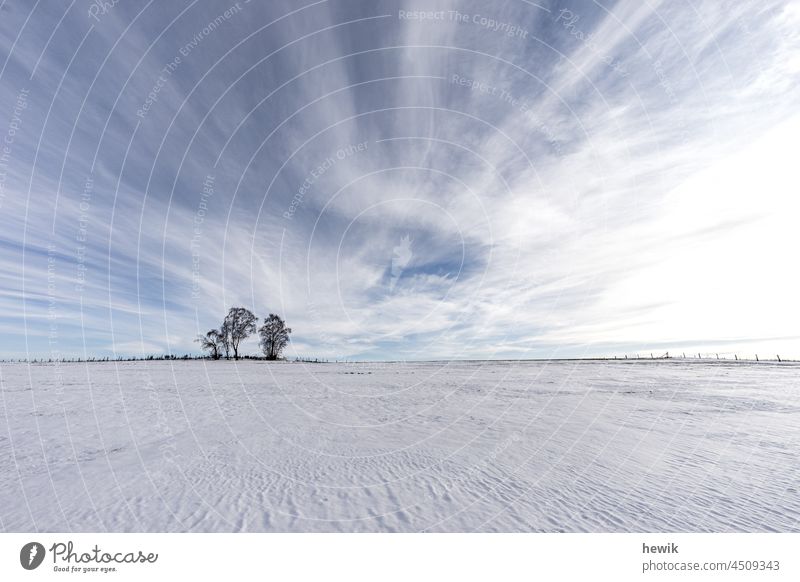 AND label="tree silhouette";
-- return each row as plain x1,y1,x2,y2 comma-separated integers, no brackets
223,307,257,360
259,313,292,360
219,320,231,359
195,329,223,359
